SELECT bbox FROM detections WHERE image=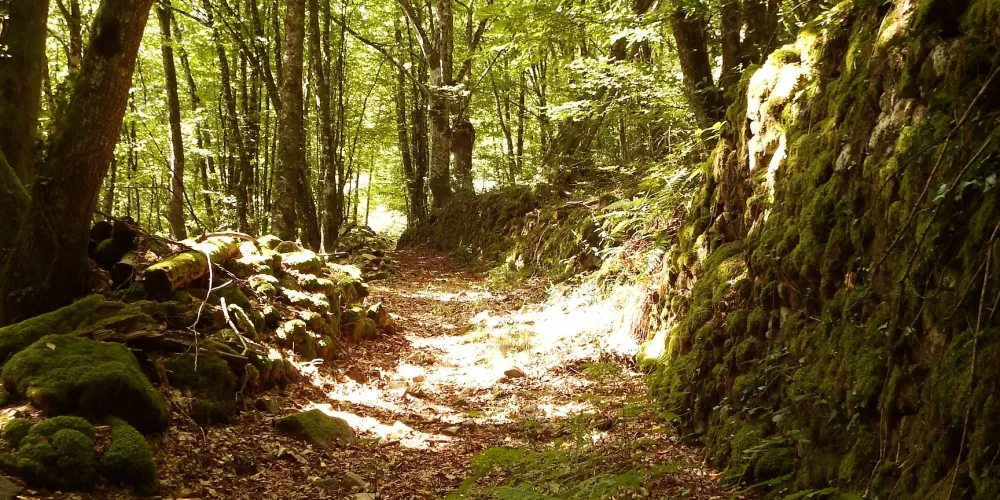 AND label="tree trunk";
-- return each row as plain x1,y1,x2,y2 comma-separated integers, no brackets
0,0,50,185
173,13,217,229
104,155,117,215
393,25,418,225
669,4,725,128
0,0,156,325
451,117,475,196
205,0,248,229
272,0,306,241
158,2,188,240
55,0,83,75
311,0,337,248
